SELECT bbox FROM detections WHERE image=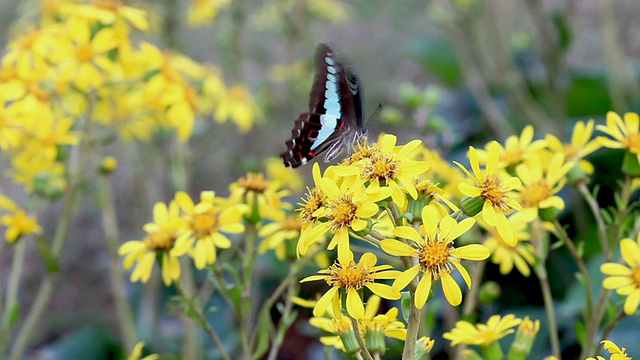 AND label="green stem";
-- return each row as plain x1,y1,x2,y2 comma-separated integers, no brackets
350,317,374,360
577,182,610,260
552,219,593,321
461,261,486,317
175,281,231,360
532,220,560,358
600,309,625,342
401,256,421,360
580,288,612,359
98,174,137,352
265,280,298,360
0,240,27,355
240,222,258,359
